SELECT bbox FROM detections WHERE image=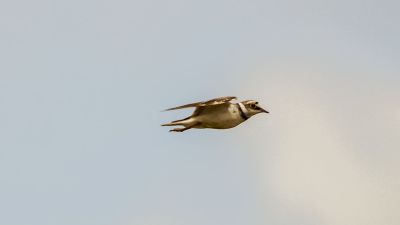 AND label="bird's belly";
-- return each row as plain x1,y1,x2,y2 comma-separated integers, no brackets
196,111,243,129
